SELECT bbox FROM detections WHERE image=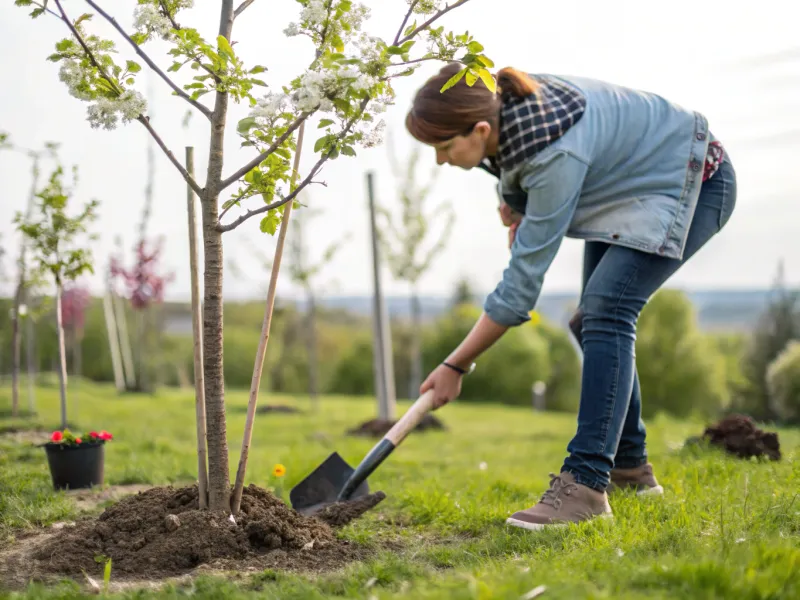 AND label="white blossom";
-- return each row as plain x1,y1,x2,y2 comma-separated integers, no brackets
86,90,146,131
249,92,290,122
283,22,301,37
360,118,386,148
300,0,327,26
133,4,174,39
58,60,92,101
